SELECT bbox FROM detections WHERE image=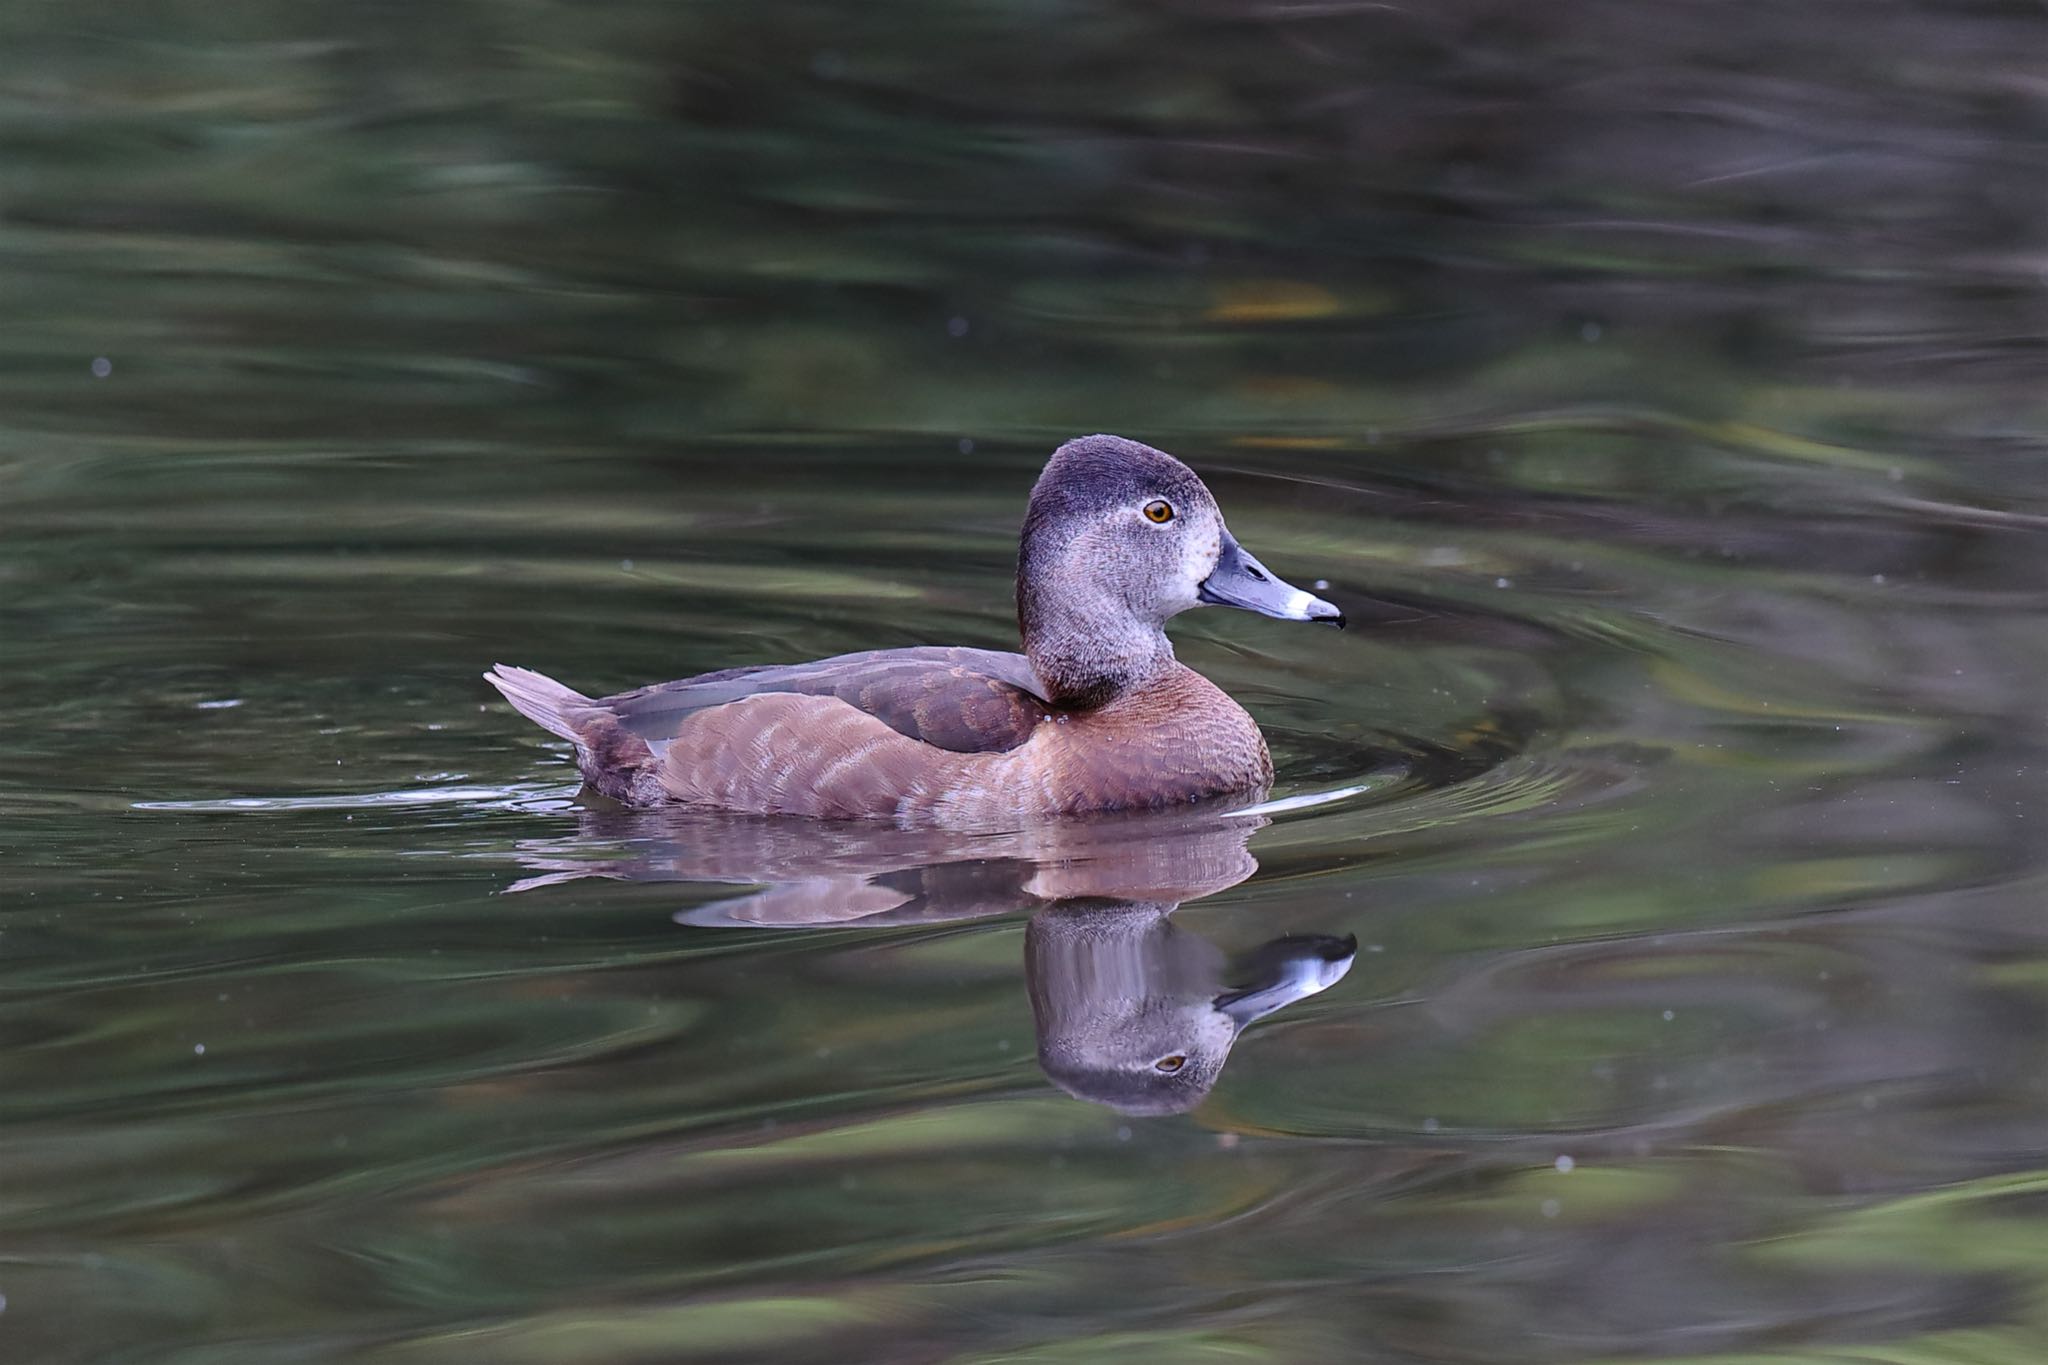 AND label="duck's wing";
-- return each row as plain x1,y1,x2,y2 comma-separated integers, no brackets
602,646,1052,755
